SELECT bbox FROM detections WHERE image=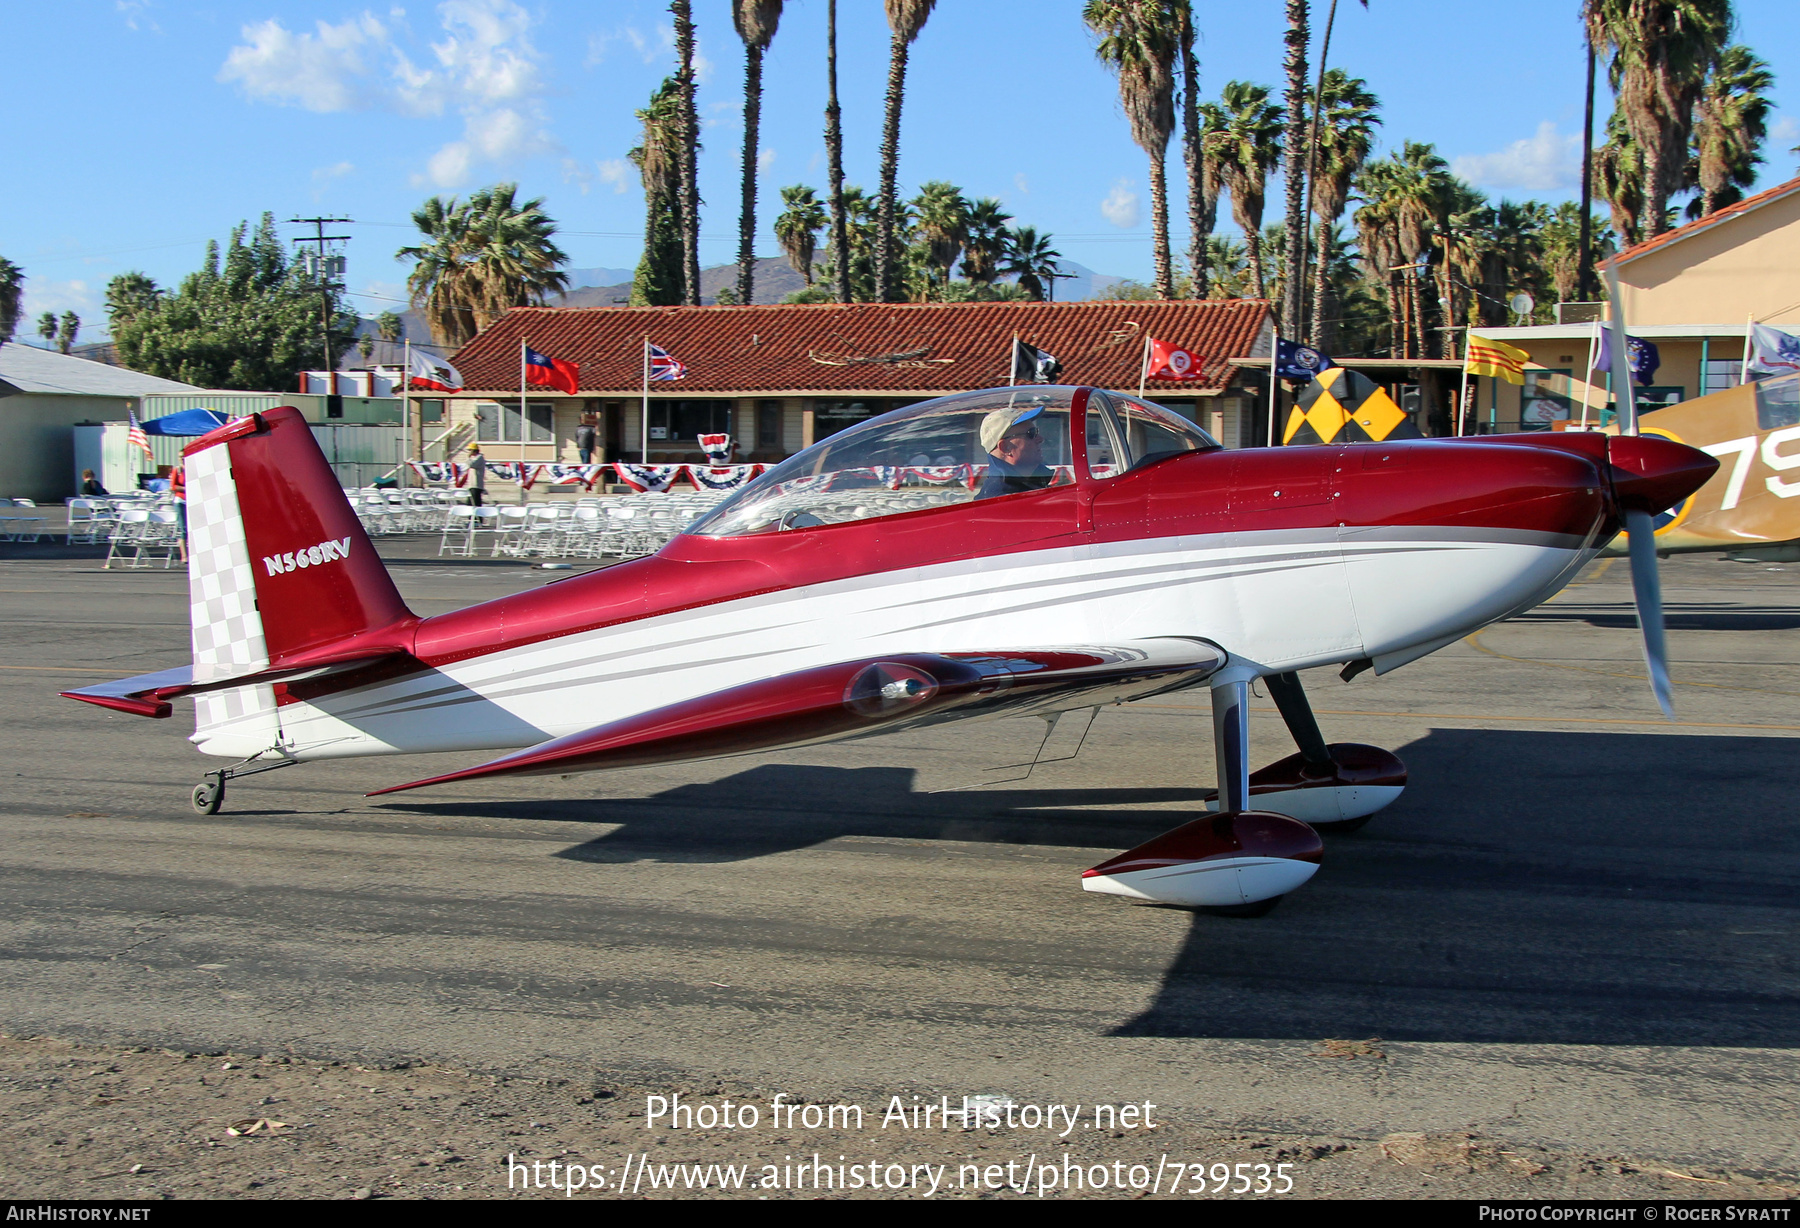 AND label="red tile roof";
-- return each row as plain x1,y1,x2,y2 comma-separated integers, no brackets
451,299,1273,397
1612,174,1800,267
